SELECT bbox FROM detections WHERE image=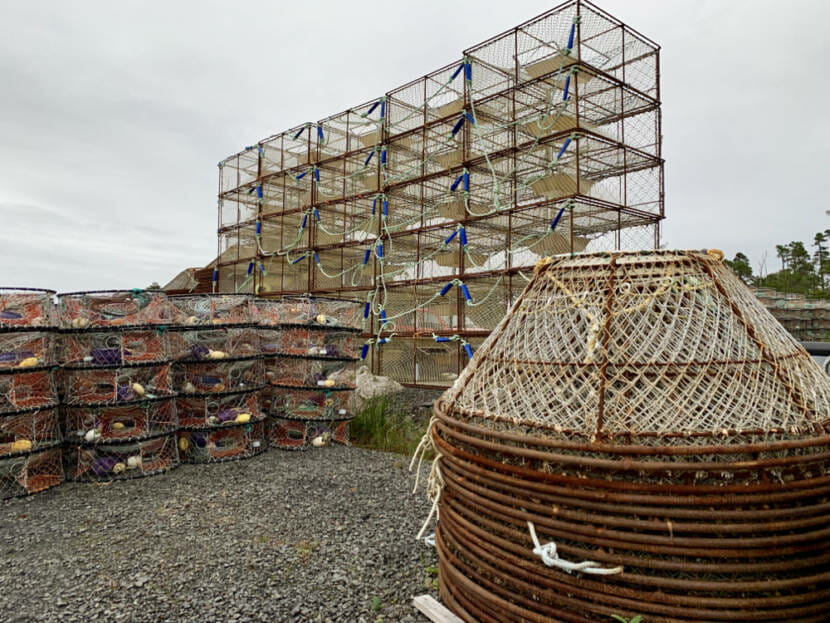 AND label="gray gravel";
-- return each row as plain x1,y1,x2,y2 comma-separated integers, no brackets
0,446,439,622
